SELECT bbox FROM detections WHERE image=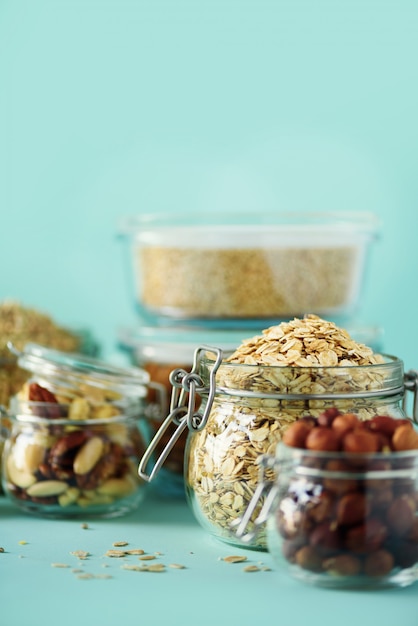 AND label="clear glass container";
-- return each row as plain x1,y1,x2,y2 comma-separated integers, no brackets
1,343,152,518
118,211,379,323
266,443,418,589
139,349,417,549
